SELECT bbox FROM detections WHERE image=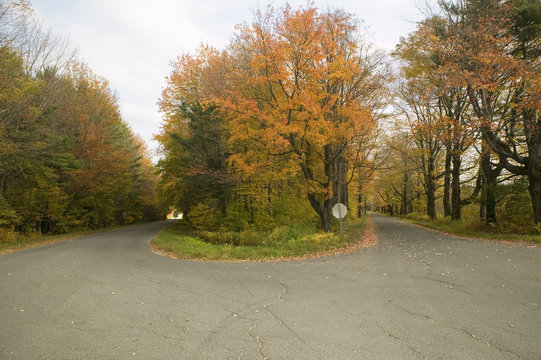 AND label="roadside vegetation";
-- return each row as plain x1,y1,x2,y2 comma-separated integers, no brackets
0,1,166,242
0,224,129,254
3,1,539,254
397,208,540,244
155,0,540,258
371,0,541,239
151,218,371,261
